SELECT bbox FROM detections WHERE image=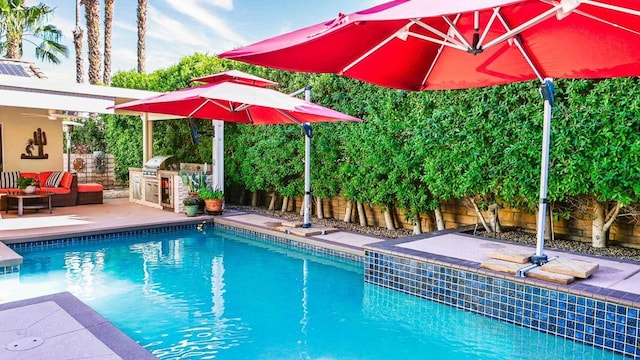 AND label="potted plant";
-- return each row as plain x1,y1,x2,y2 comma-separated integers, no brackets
183,195,200,217
17,177,38,194
179,169,207,196
197,187,224,213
